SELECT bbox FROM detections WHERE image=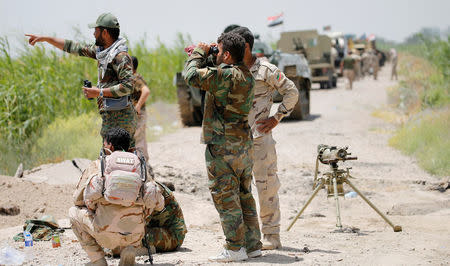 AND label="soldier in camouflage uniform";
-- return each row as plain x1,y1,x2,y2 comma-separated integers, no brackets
233,27,298,250
131,56,151,161
26,13,137,146
70,128,164,266
183,32,262,262
142,182,187,253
